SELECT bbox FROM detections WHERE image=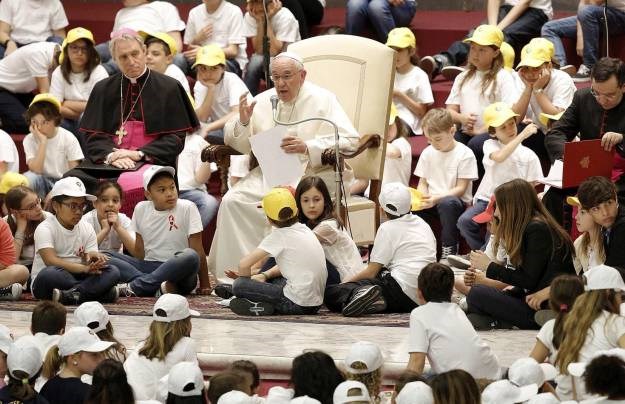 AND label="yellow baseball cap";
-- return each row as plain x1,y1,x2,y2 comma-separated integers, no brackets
516,39,554,69
566,196,580,207
0,172,29,194
192,44,226,68
463,25,504,48
29,93,61,112
539,111,564,127
59,27,95,63
261,187,298,221
140,31,177,55
386,27,416,49
409,187,423,211
500,42,515,71
483,102,519,128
